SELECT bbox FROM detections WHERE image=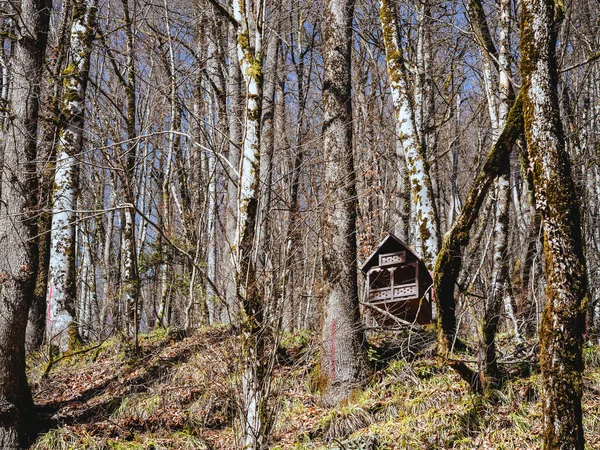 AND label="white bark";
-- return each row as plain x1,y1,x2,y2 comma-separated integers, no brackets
46,0,97,351
122,206,138,334
233,0,262,275
232,1,265,447
379,0,440,268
